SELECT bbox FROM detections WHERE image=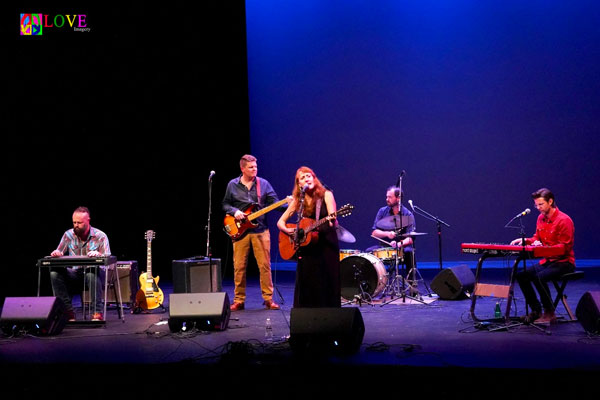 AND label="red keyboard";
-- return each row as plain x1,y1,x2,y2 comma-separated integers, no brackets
461,243,564,258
